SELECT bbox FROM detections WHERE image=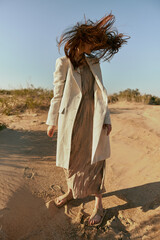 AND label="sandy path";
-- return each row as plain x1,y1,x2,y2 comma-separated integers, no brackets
0,102,160,239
